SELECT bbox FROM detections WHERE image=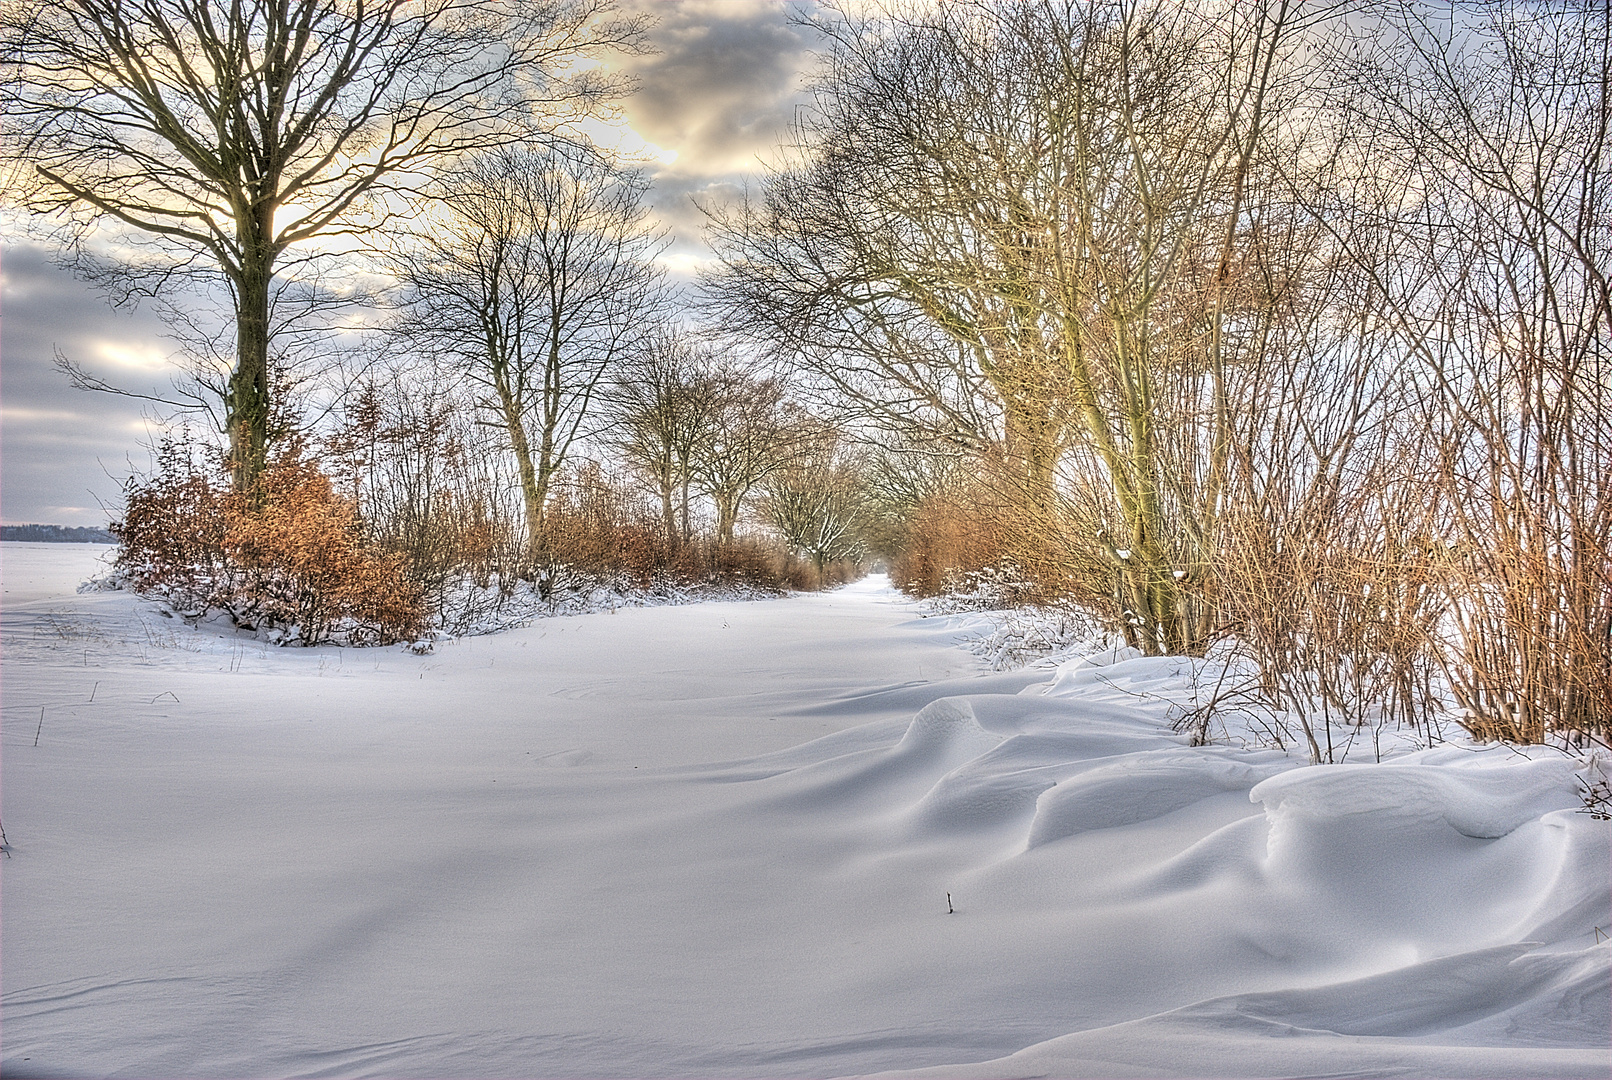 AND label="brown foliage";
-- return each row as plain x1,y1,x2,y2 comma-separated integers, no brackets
324,376,527,596
223,455,427,645
540,462,827,592
890,491,1005,598
112,438,232,613
114,441,426,645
